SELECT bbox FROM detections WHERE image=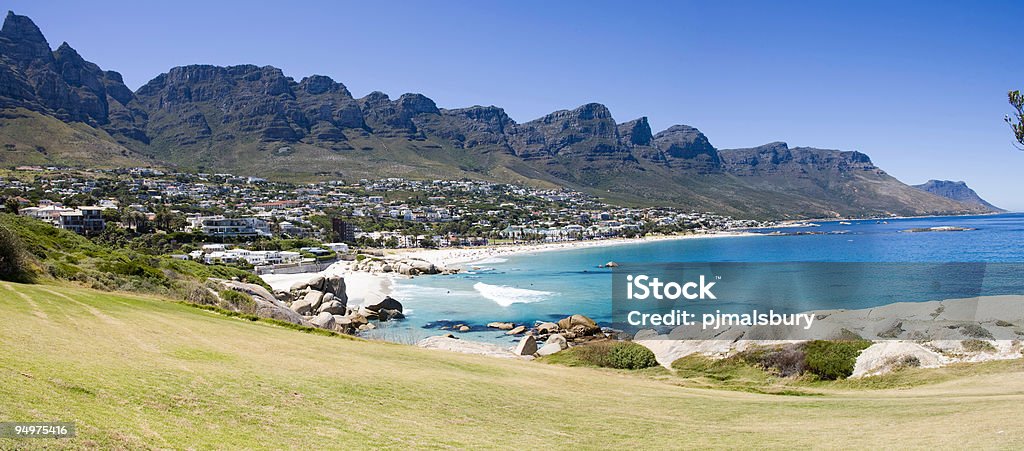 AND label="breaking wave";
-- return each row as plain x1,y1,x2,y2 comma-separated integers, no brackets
473,282,554,307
